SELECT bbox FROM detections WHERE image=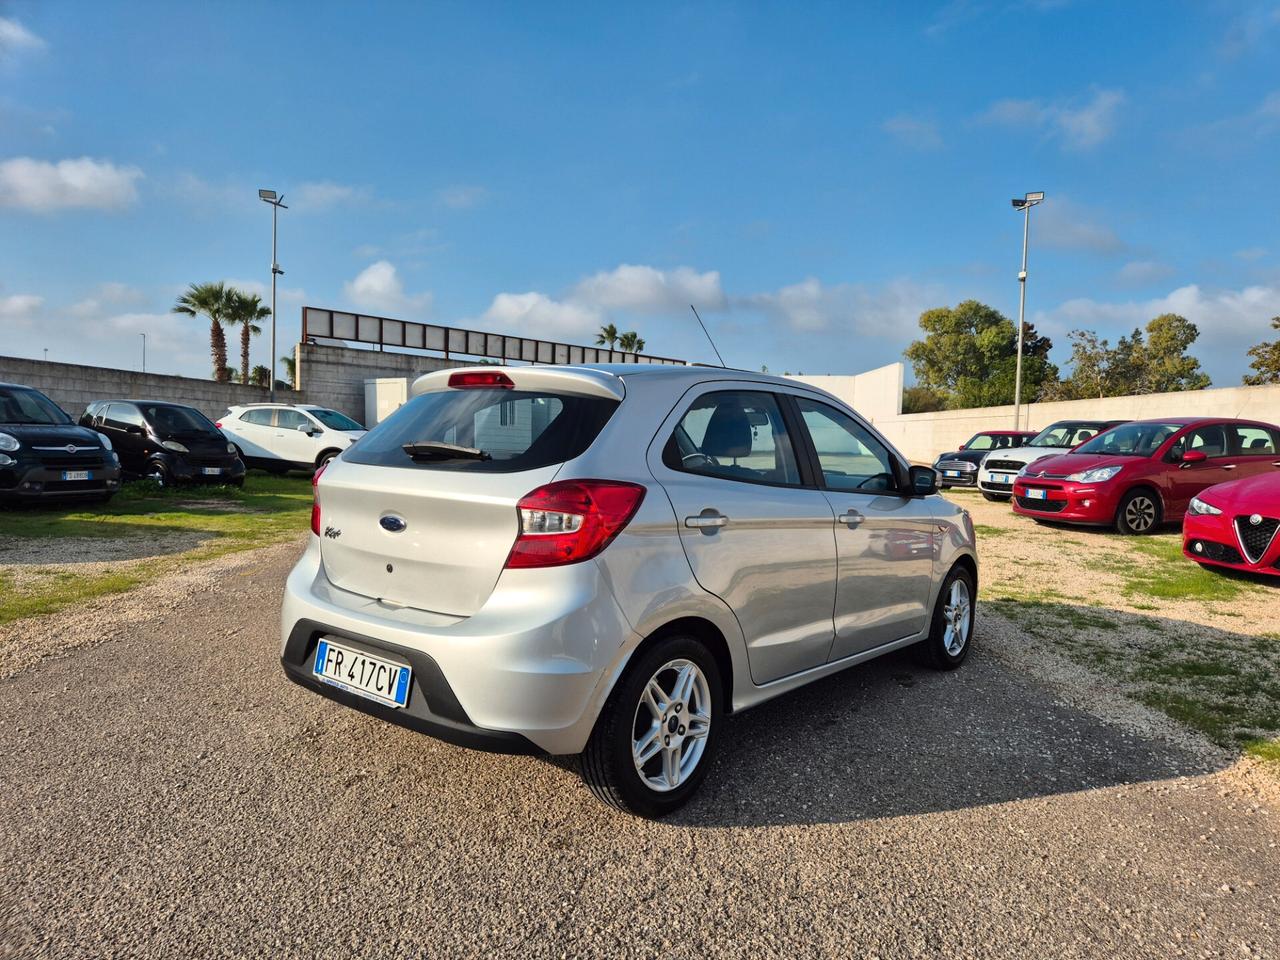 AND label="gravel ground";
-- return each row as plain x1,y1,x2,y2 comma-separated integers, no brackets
1,539,1278,958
